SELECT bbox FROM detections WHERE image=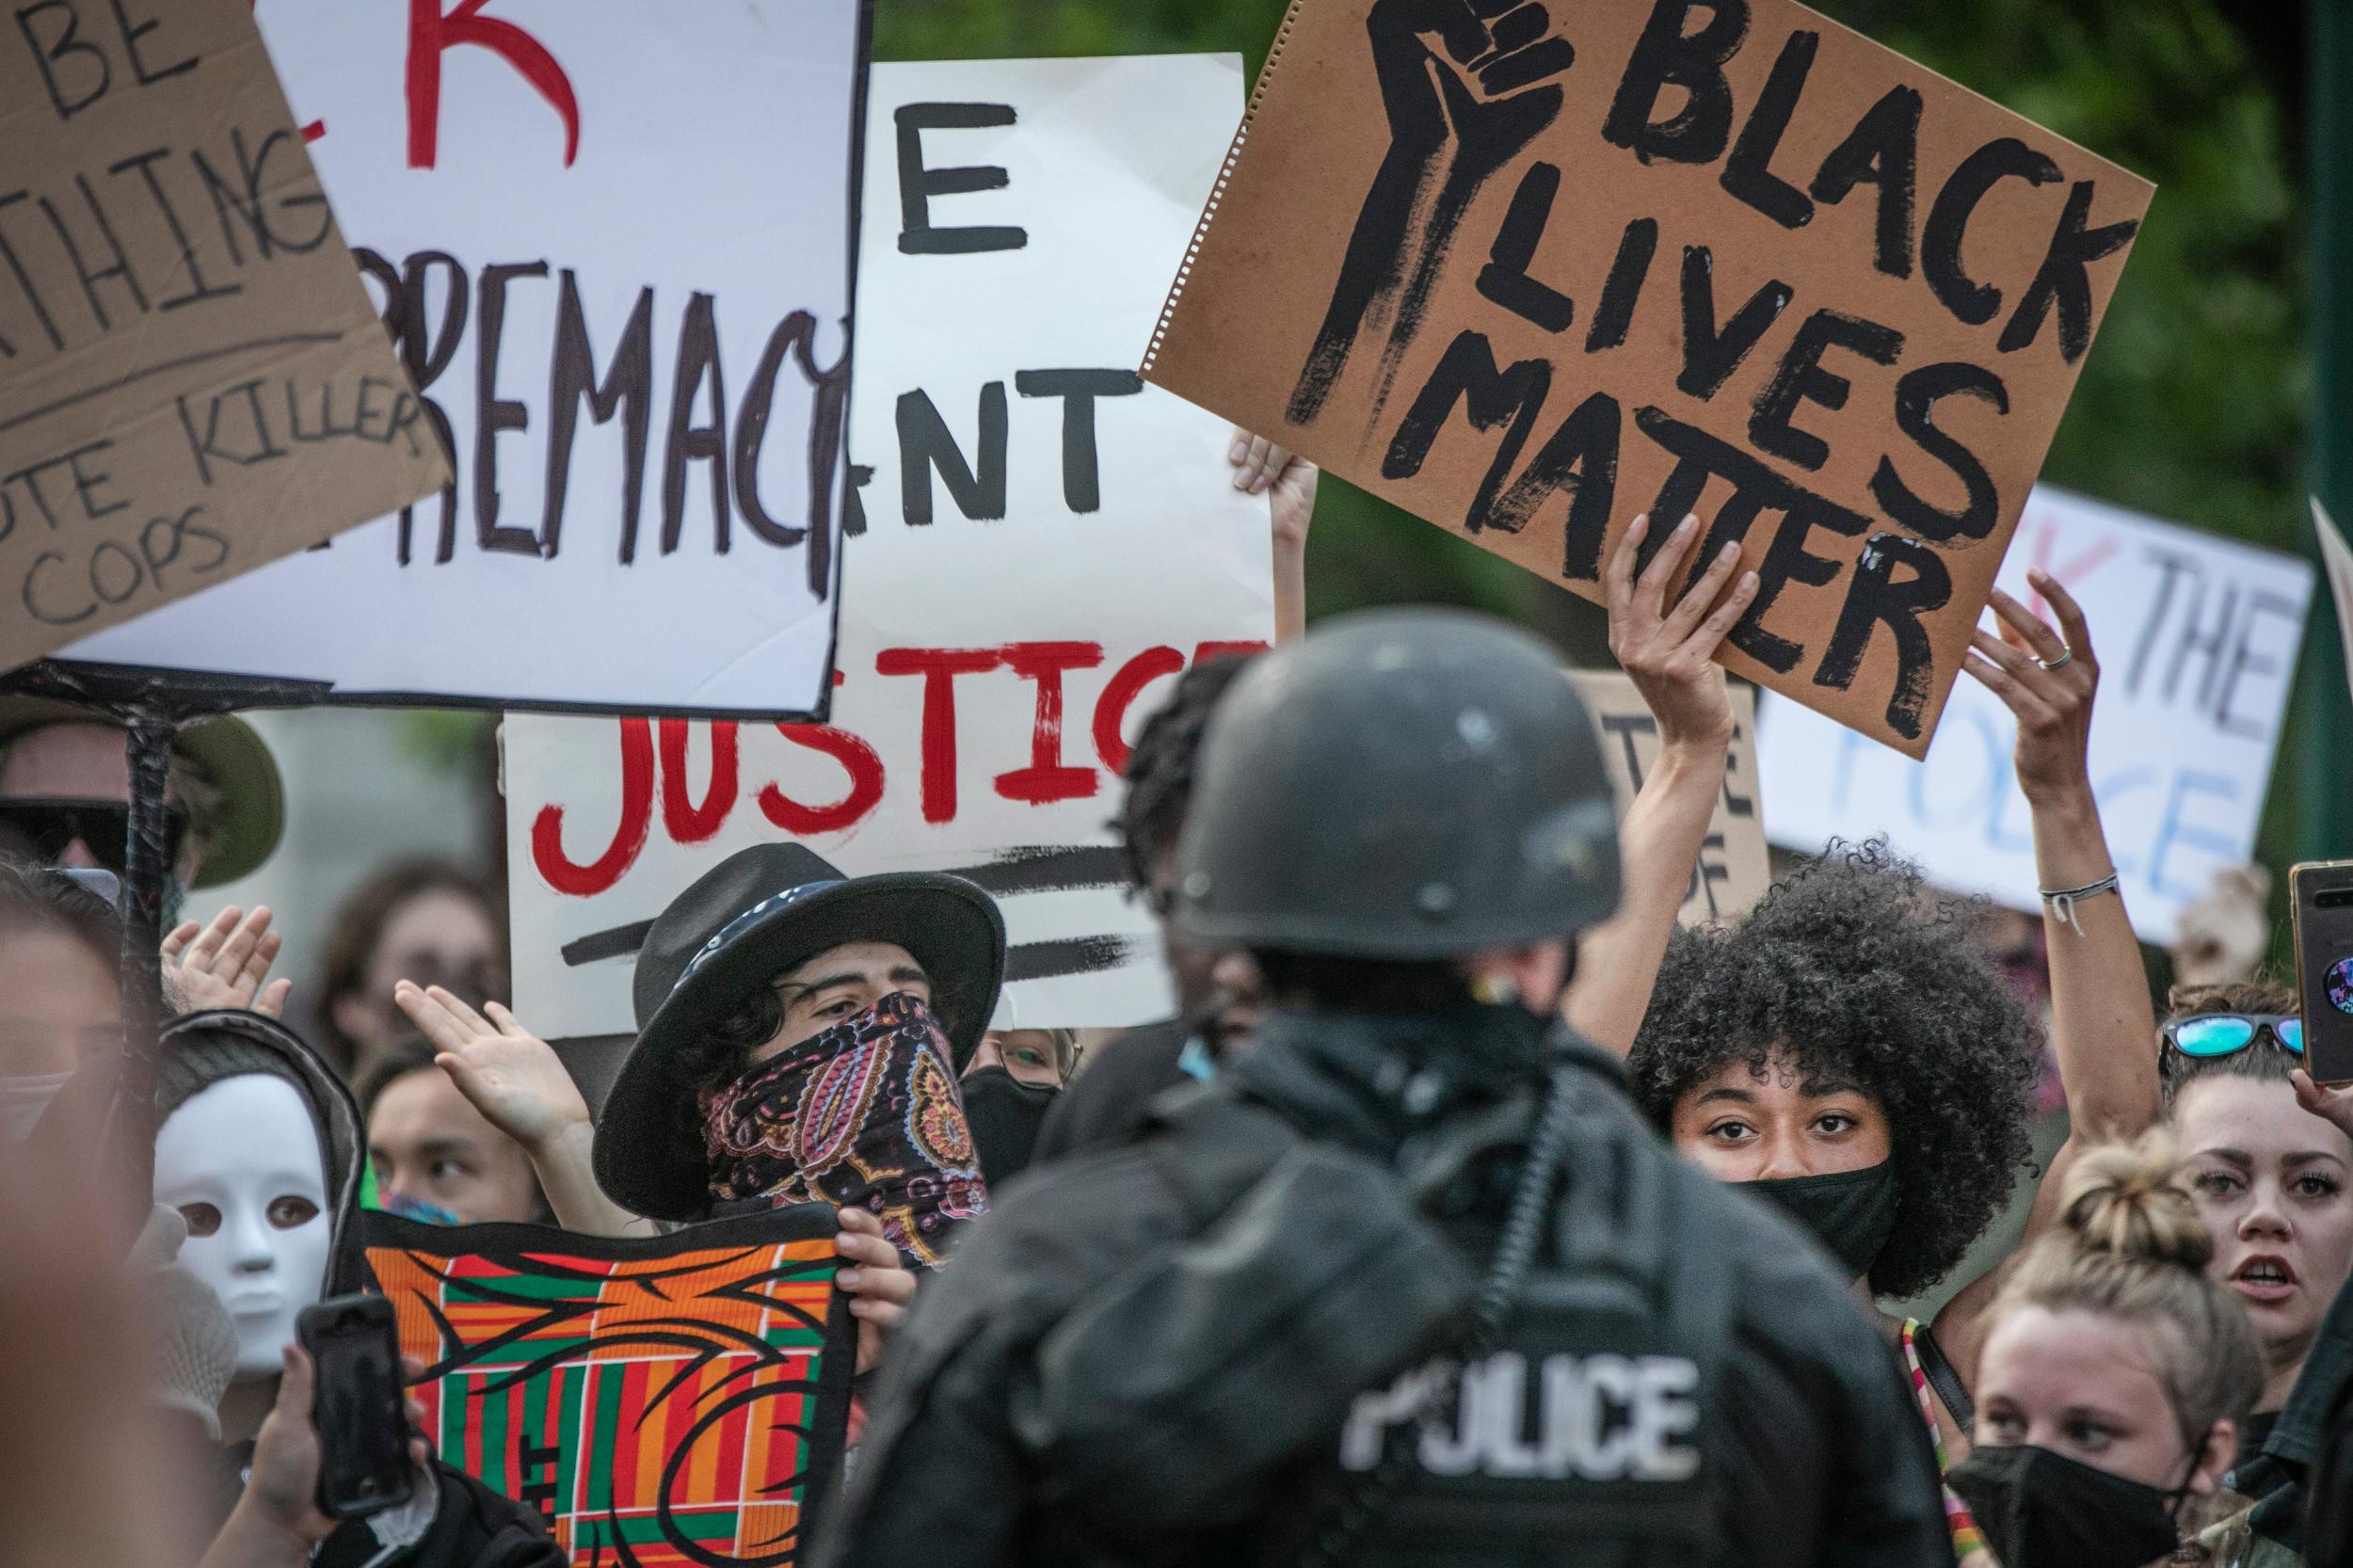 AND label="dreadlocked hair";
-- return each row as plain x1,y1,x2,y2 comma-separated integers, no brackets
1628,840,2039,1298
1115,653,1258,889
